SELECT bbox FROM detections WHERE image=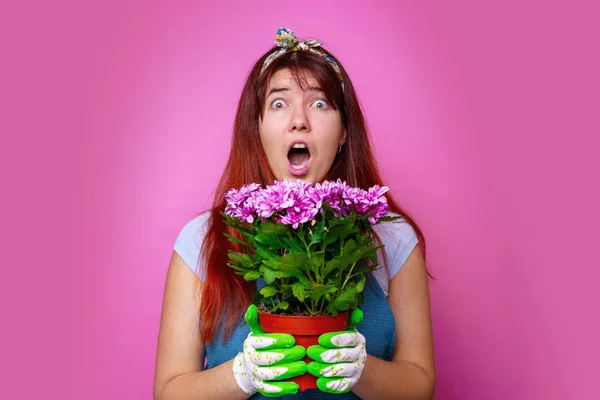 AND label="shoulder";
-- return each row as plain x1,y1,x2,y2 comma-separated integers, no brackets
173,211,212,280
374,211,418,238
373,211,420,278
